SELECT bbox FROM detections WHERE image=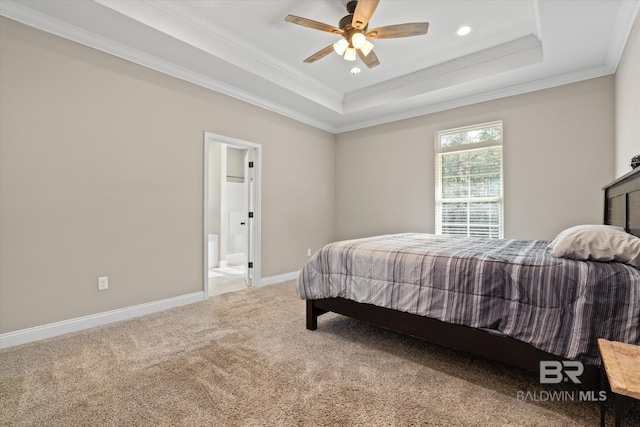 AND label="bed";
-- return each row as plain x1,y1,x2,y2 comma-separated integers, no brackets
297,168,640,387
